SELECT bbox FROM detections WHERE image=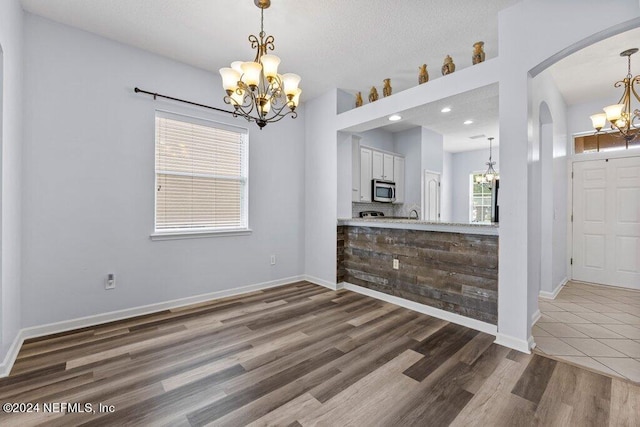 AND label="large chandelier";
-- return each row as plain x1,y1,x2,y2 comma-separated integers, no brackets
219,0,301,129
590,48,640,146
475,137,498,186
